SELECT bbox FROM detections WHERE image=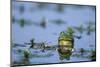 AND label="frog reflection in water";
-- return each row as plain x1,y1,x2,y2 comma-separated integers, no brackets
58,49,72,60
58,27,74,61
